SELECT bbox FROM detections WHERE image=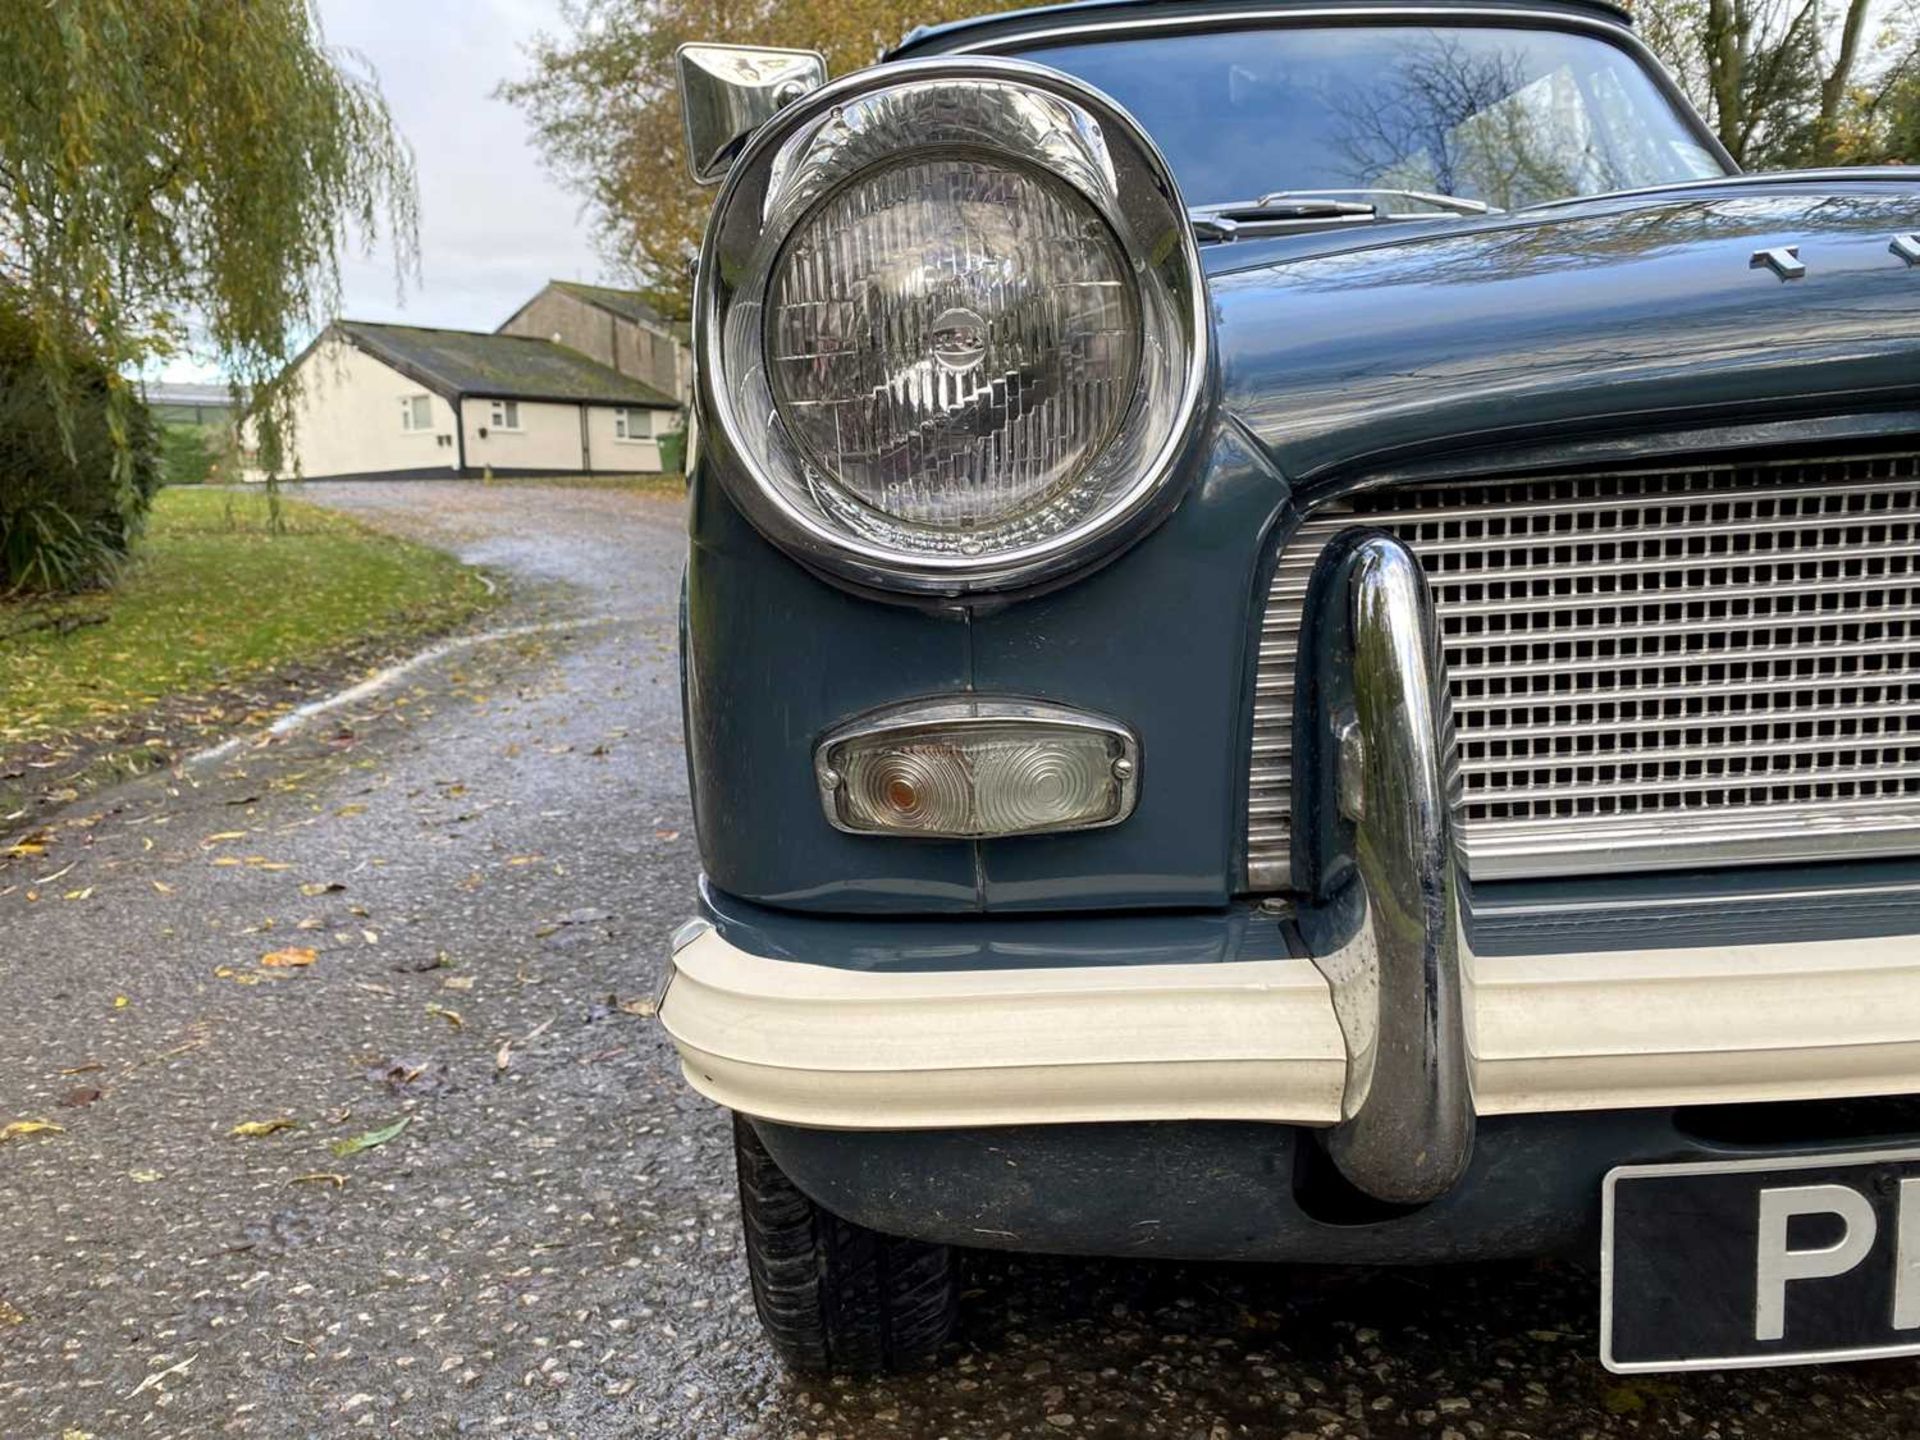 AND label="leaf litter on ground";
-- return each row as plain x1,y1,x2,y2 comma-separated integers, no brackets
330,1116,410,1159
230,1118,298,1138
